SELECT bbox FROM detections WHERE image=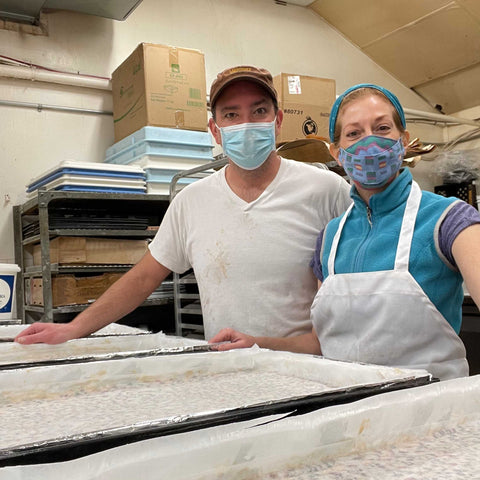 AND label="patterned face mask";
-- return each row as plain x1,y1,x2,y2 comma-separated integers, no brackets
338,135,405,188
